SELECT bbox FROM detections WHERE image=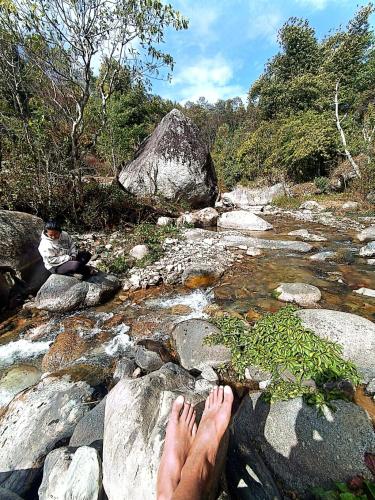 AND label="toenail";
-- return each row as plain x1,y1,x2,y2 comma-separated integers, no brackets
176,395,184,403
